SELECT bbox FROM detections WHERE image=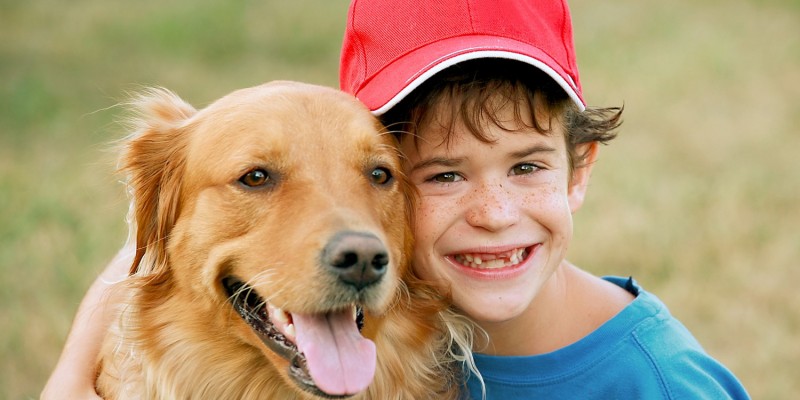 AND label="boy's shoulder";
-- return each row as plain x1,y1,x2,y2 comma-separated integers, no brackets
606,276,750,399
